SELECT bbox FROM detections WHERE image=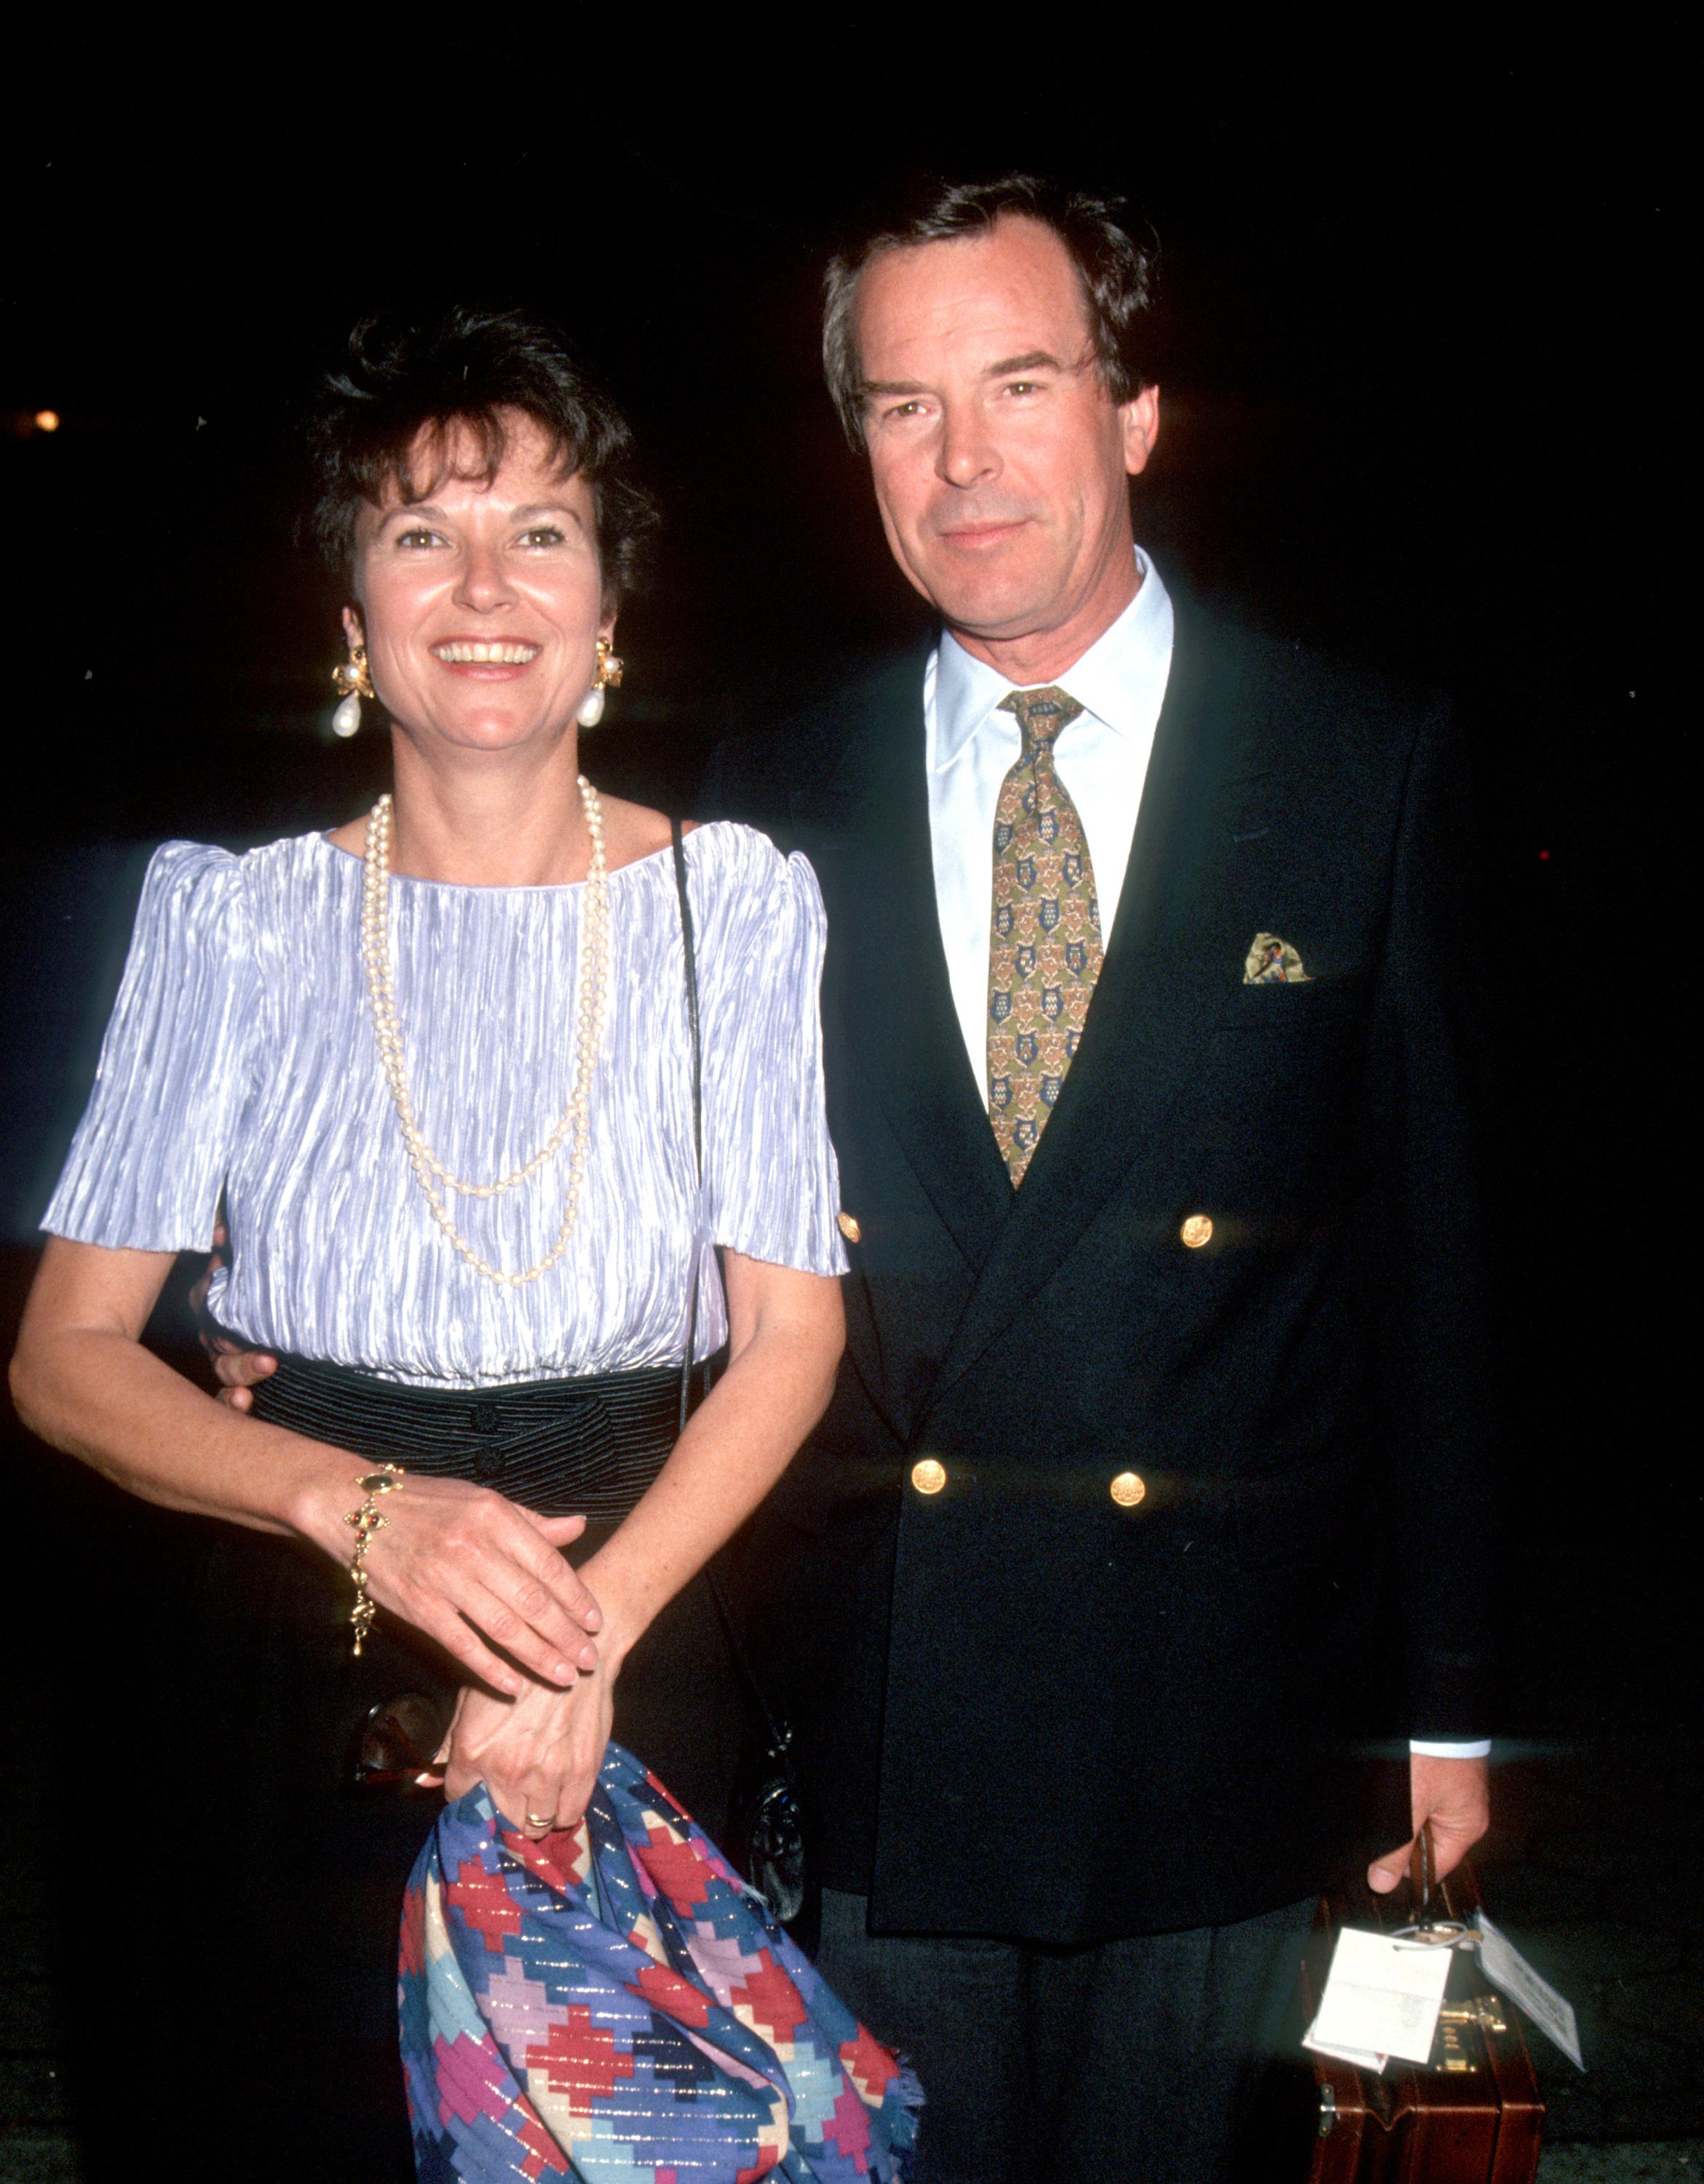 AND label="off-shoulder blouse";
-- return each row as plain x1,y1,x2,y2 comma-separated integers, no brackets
44,821,847,1388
